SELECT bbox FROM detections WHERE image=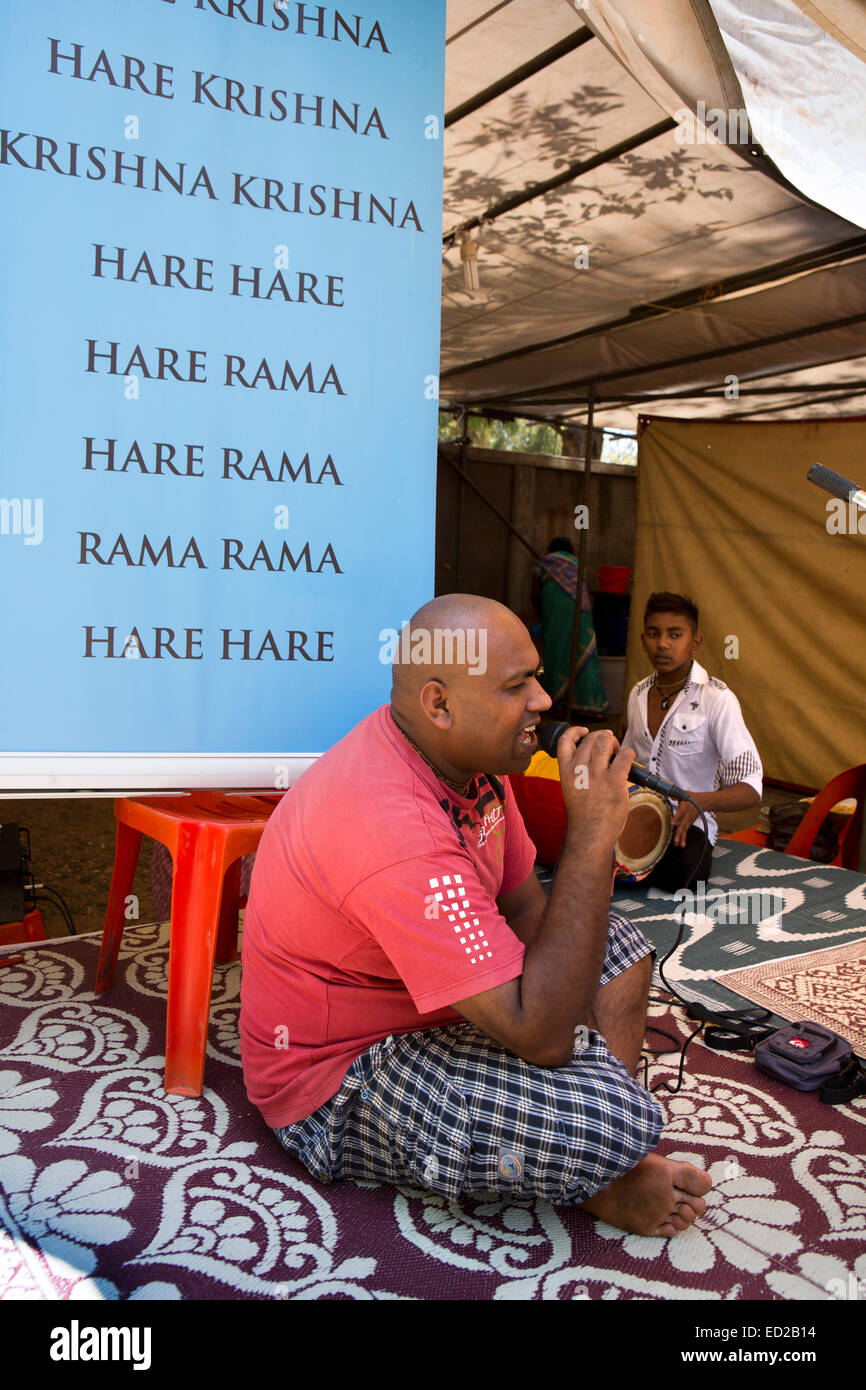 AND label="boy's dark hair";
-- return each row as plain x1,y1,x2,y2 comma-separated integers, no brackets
547,536,574,555
643,592,699,632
